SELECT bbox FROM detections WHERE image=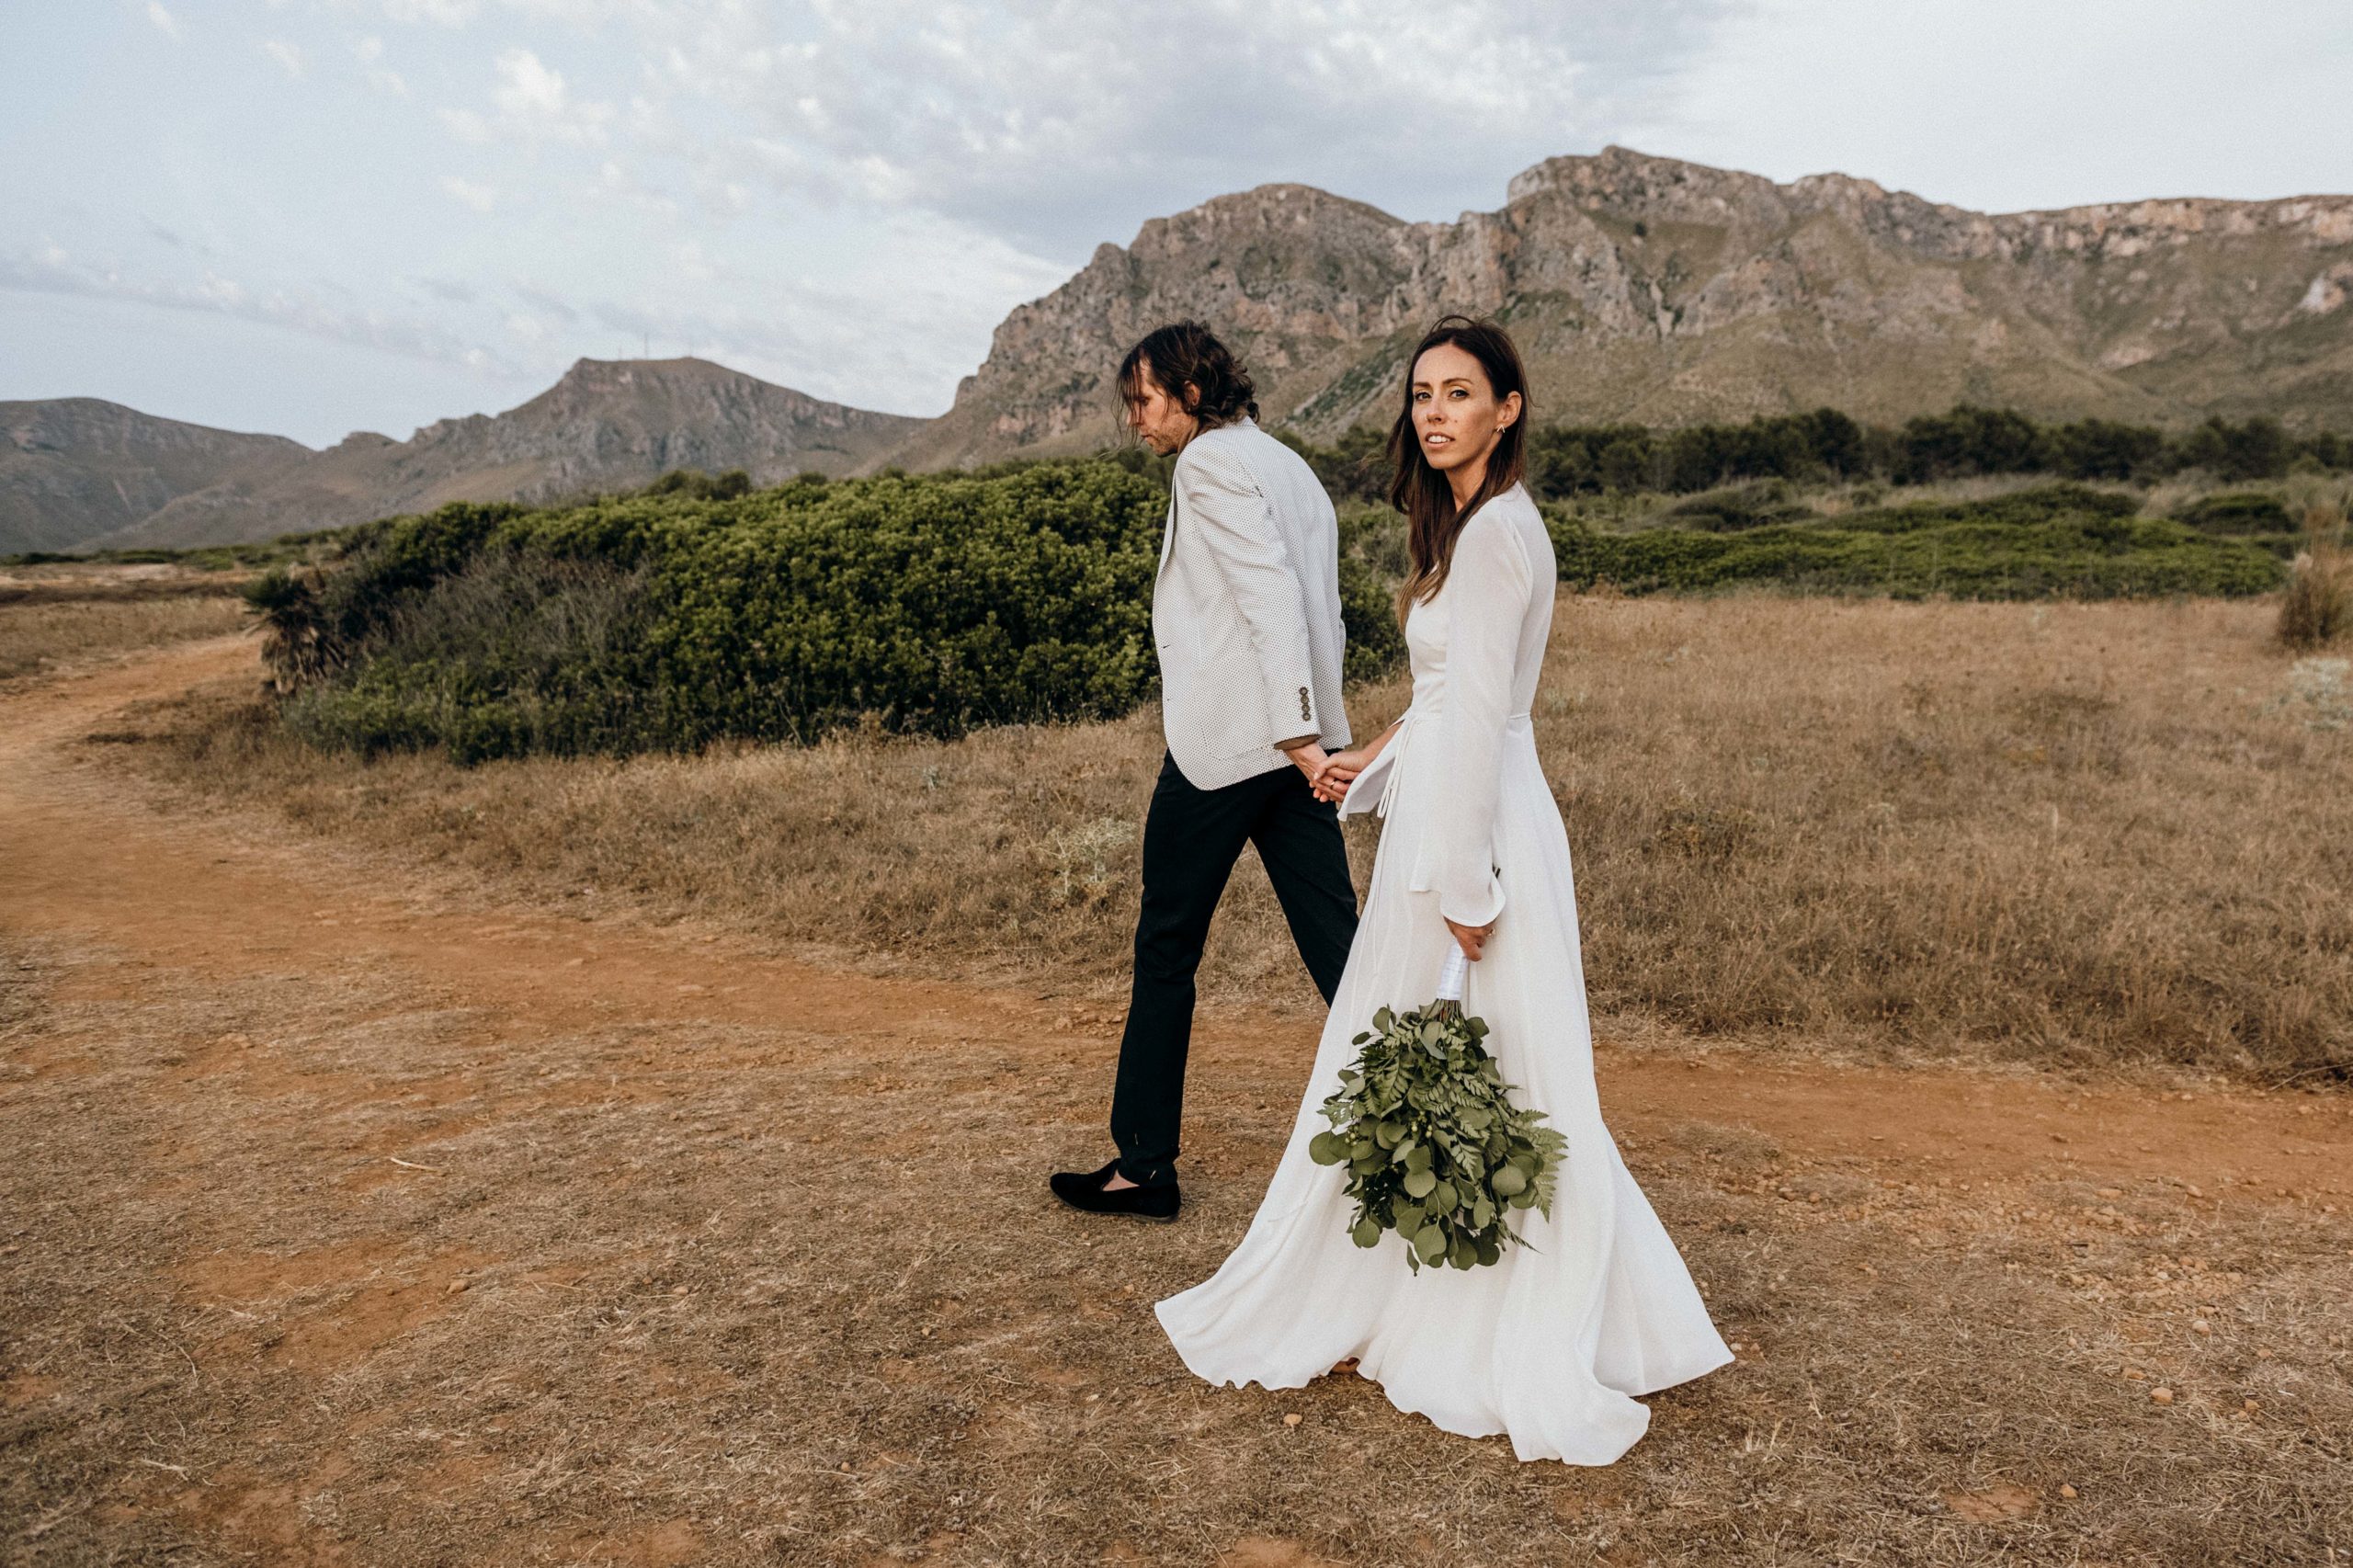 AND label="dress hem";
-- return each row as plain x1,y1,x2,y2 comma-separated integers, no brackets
1155,1302,1736,1467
